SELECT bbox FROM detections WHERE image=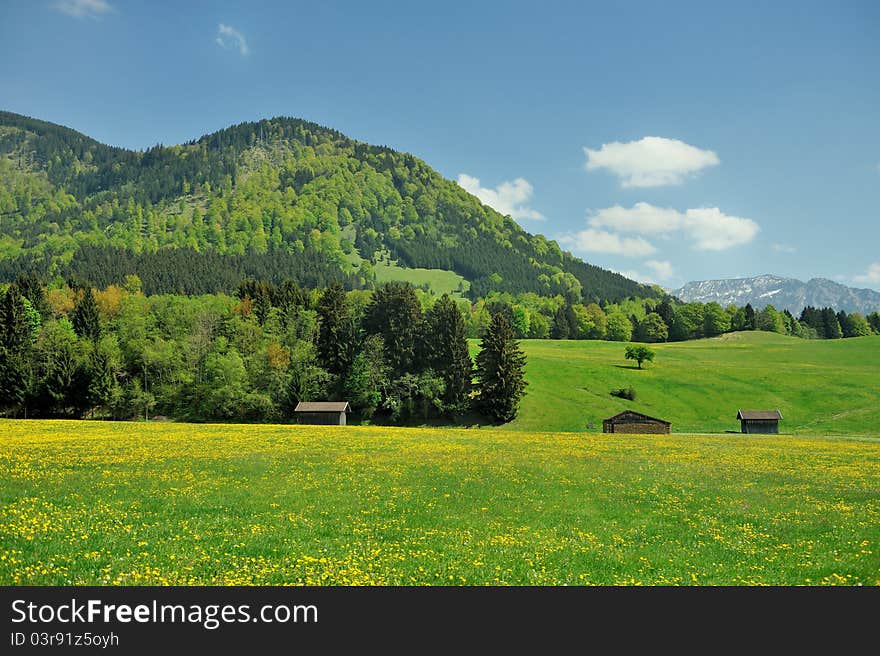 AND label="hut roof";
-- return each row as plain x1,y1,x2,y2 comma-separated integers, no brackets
736,410,782,420
605,410,671,425
294,402,351,413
